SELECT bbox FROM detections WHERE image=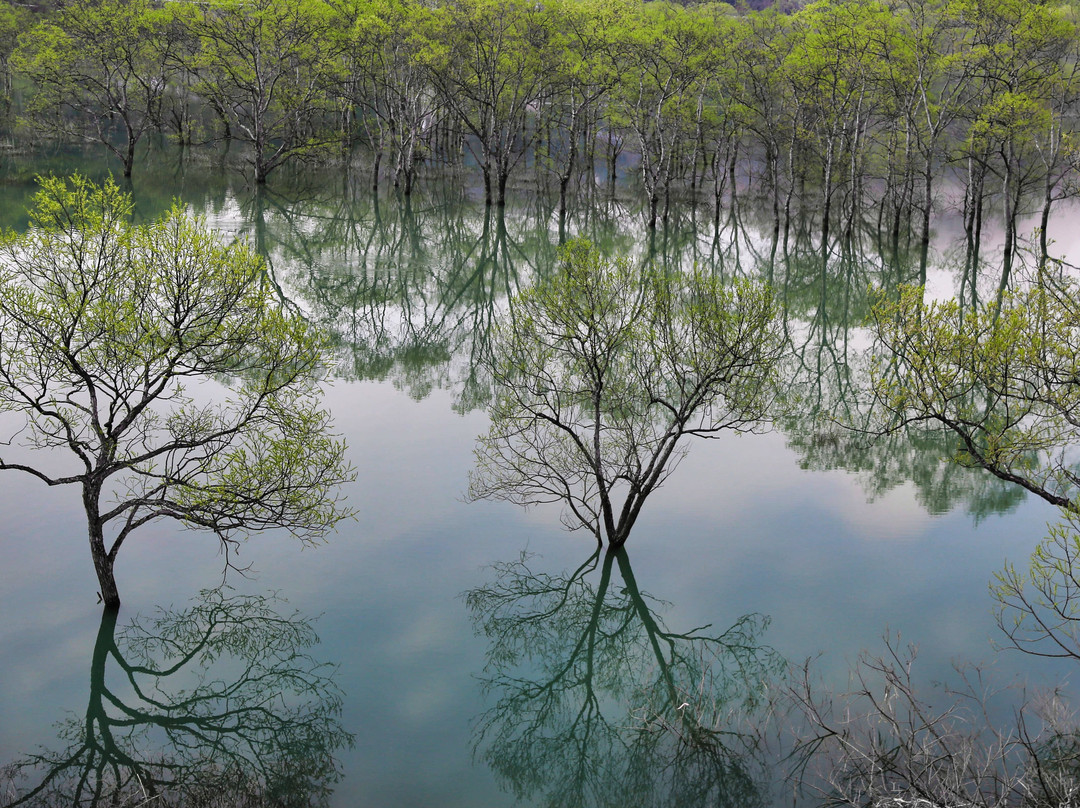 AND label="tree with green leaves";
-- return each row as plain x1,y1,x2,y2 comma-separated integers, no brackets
12,0,180,177
186,0,344,183
541,0,623,222
956,0,1077,295
335,0,442,194
421,0,558,206
782,0,898,263
470,239,783,548
0,1,30,126
868,276,1080,514
888,0,972,279
727,9,795,251
994,512,1080,663
0,176,354,608
611,1,716,229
